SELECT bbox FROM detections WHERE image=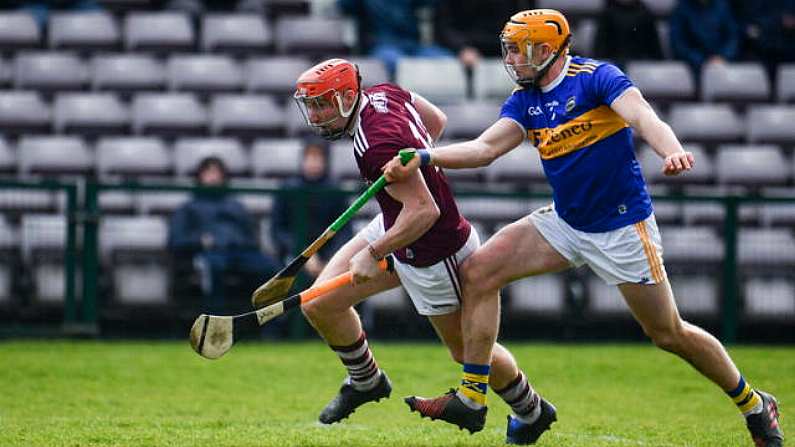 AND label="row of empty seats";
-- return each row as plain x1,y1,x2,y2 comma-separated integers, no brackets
2,52,794,104
4,135,795,189
0,12,350,56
